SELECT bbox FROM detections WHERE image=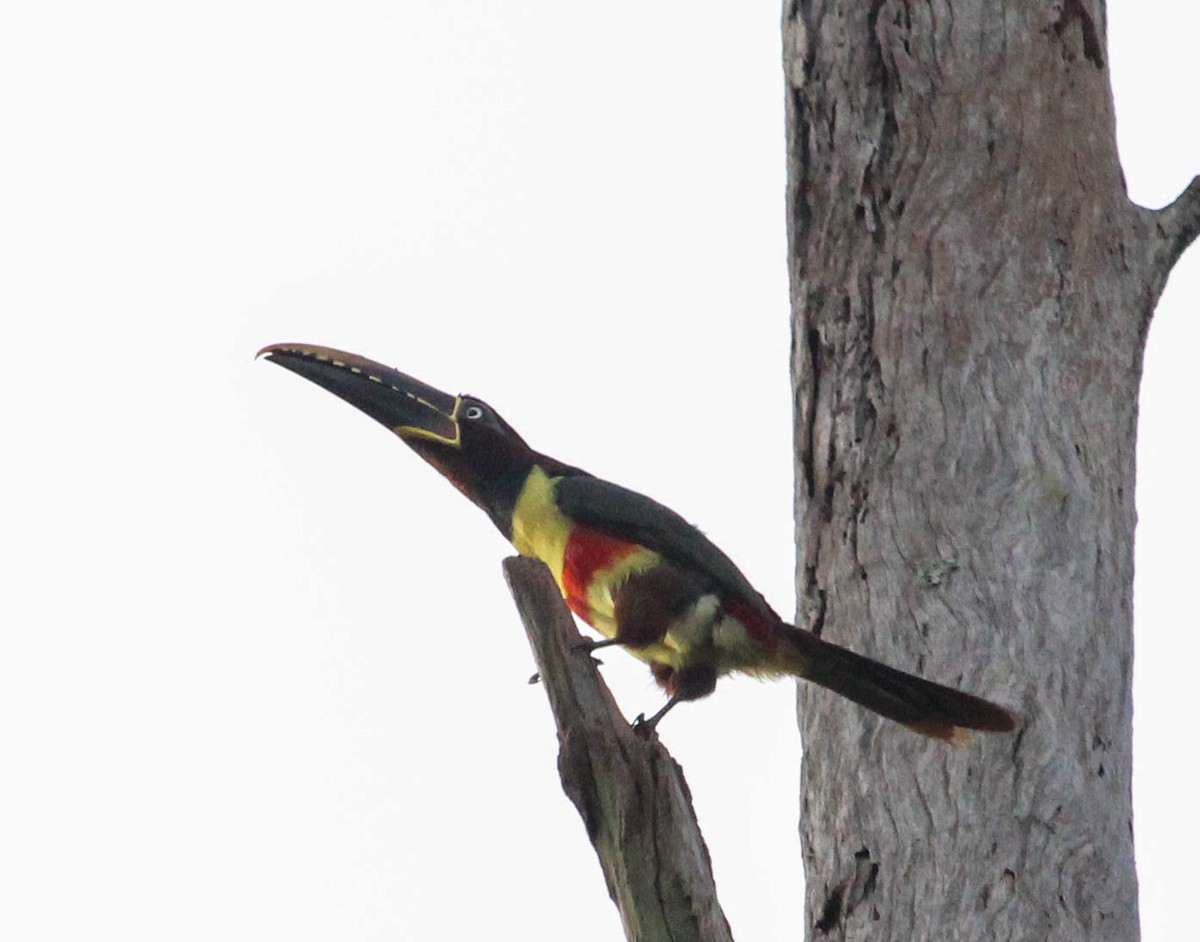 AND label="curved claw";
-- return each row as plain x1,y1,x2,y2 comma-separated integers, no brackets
631,713,656,739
